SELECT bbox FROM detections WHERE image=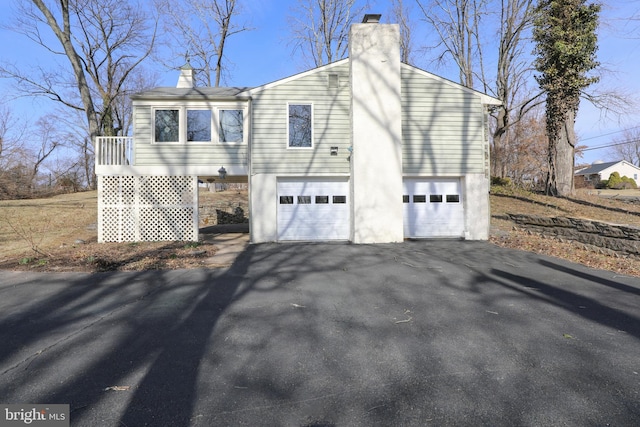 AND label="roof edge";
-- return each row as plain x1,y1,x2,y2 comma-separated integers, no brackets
239,58,350,96
400,63,502,106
